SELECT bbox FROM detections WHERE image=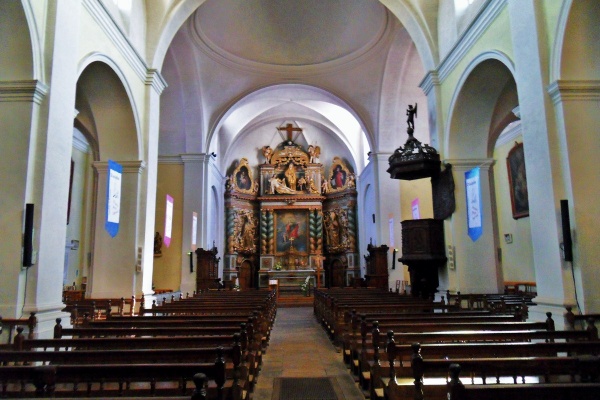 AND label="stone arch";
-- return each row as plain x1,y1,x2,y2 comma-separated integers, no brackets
74,60,143,298
552,0,600,81
443,52,520,294
1,1,35,81
445,51,516,158
75,57,140,161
